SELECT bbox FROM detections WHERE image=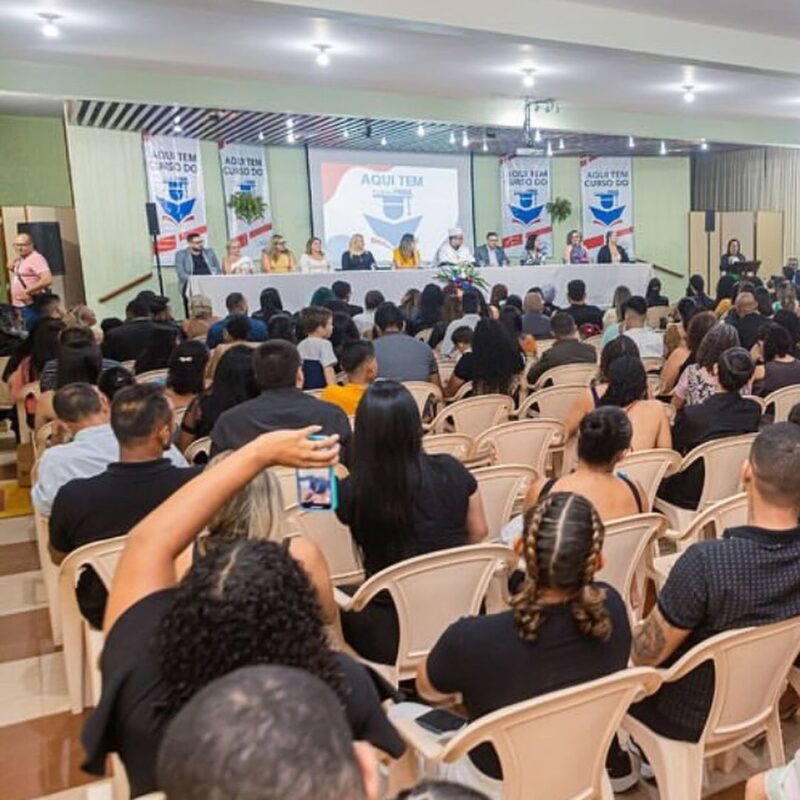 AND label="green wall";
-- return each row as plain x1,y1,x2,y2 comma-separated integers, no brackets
0,115,72,206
